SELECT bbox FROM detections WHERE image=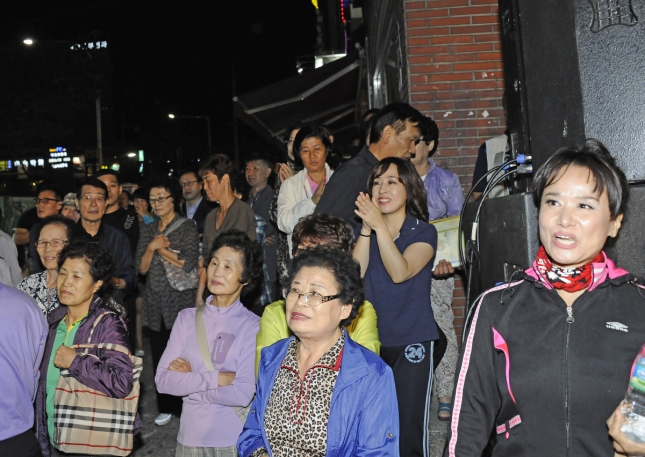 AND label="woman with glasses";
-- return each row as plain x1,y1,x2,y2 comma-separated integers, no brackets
238,246,398,457
135,177,200,426
18,216,81,315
